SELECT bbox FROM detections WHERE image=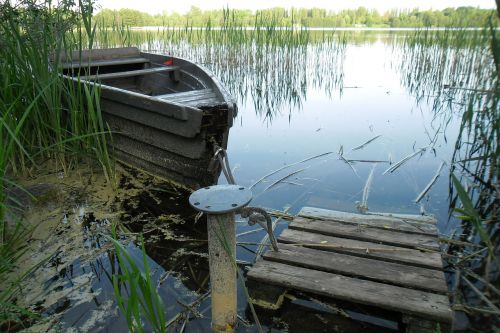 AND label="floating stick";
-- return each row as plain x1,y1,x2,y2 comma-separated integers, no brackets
250,152,333,189
351,135,381,151
414,161,446,203
263,167,309,192
382,146,428,175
